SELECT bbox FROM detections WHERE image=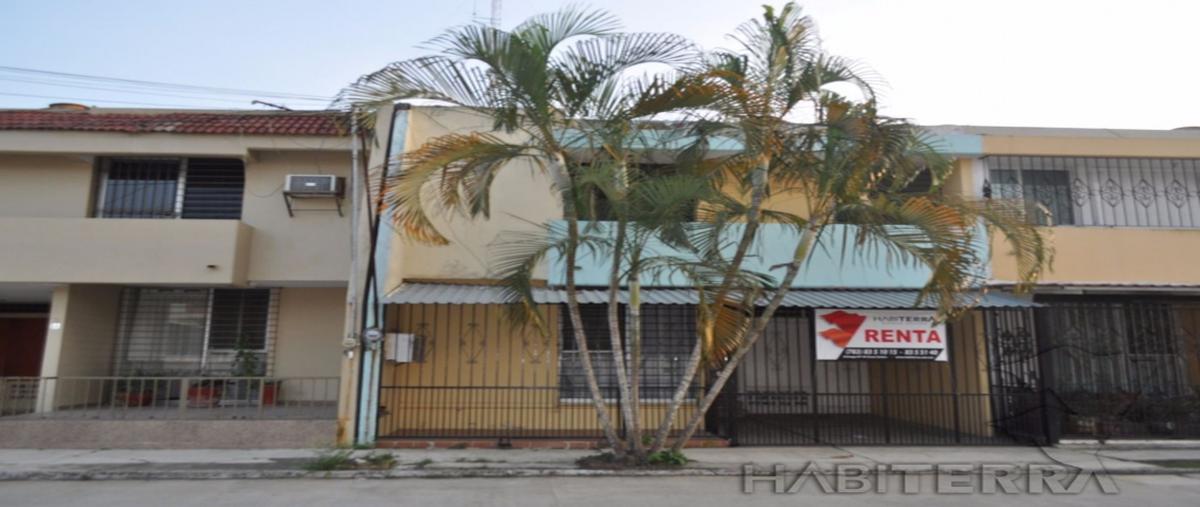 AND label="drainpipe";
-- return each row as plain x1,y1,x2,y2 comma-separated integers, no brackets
338,108,364,446
352,107,379,446
355,104,408,445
